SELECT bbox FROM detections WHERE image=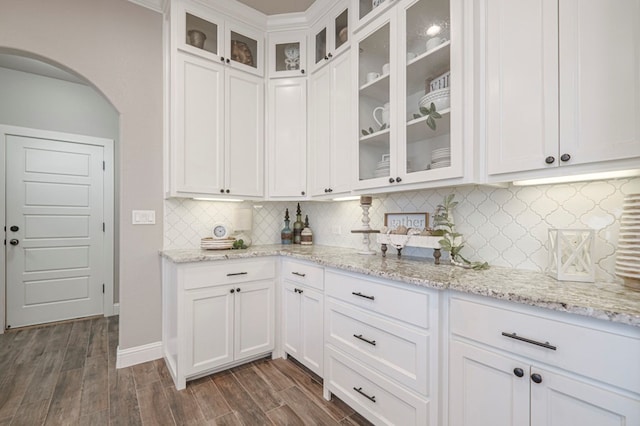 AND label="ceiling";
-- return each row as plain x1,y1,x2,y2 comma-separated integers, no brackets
235,0,316,15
